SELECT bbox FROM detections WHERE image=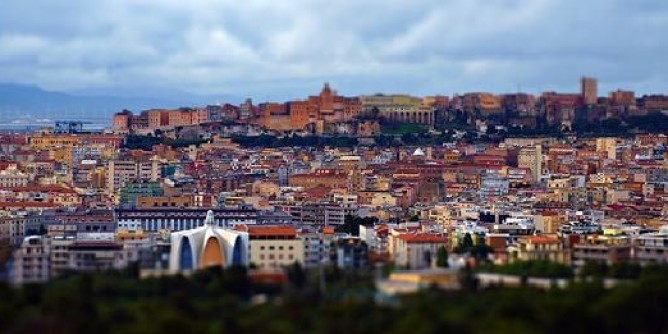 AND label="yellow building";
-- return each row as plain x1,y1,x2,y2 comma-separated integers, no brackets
508,235,570,264
28,135,80,149
370,192,398,208
595,137,618,154
534,212,566,234
252,181,280,198
51,147,73,164
518,144,542,182
116,228,151,243
377,269,460,294
242,226,304,269
51,189,82,207
137,196,193,208
360,94,434,125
